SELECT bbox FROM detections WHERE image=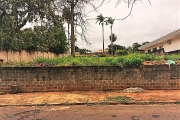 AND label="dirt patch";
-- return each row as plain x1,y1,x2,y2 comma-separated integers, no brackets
0,90,179,105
